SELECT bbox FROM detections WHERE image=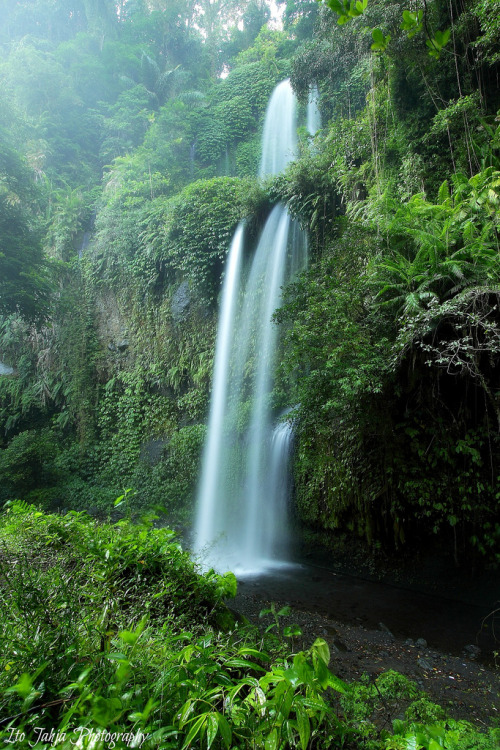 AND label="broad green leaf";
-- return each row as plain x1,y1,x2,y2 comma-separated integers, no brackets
252,685,267,714
92,696,122,726
10,672,32,699
178,699,194,728
182,715,207,749
219,571,237,598
328,672,348,693
283,666,301,687
281,684,295,720
225,658,266,671
284,625,302,638
238,647,270,661
371,29,390,51
326,0,346,15
296,704,311,750
265,728,278,750
435,28,451,47
107,652,128,661
206,714,218,749
217,714,232,749
312,638,330,666
313,655,330,688
438,180,450,204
